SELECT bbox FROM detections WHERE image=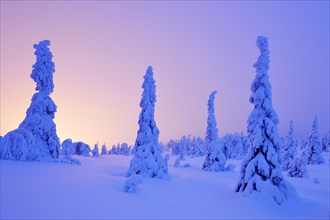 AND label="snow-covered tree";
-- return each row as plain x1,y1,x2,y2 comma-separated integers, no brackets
92,143,100,157
235,36,296,205
203,140,226,171
101,143,108,155
109,145,117,155
304,116,324,164
189,136,205,157
204,91,219,148
1,130,29,161
1,40,60,161
126,66,168,178
120,143,131,156
222,133,247,160
203,91,226,171
321,135,329,152
287,154,308,178
61,139,75,157
281,121,298,171
73,141,91,156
